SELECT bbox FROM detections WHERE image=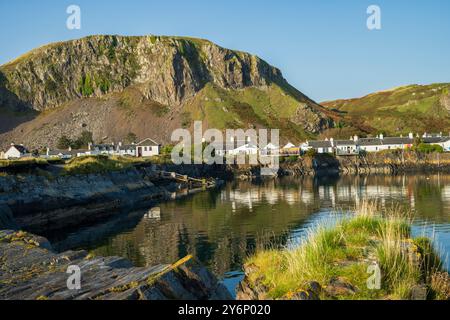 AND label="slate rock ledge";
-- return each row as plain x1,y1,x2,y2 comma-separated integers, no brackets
0,230,232,300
